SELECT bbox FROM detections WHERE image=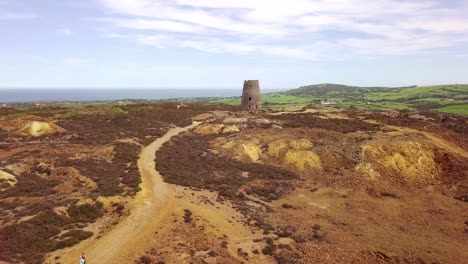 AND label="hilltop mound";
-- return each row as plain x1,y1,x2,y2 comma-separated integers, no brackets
213,135,322,174
14,121,65,137
356,141,438,185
